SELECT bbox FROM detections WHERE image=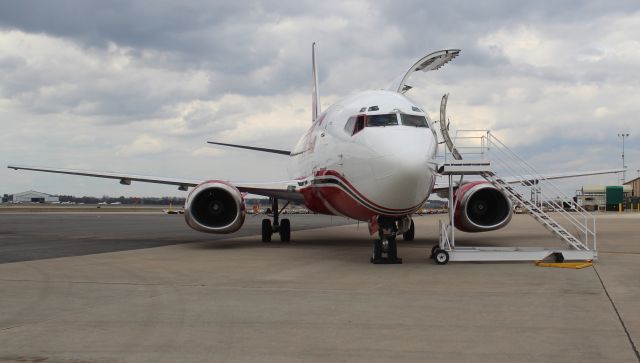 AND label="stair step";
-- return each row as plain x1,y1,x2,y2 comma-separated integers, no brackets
479,165,593,252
